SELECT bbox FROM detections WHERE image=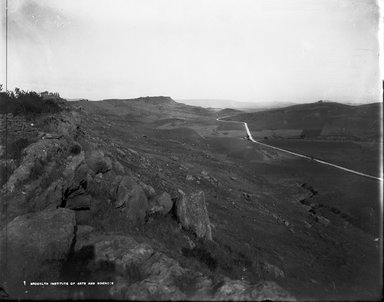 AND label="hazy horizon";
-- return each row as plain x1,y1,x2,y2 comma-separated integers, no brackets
0,0,382,104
